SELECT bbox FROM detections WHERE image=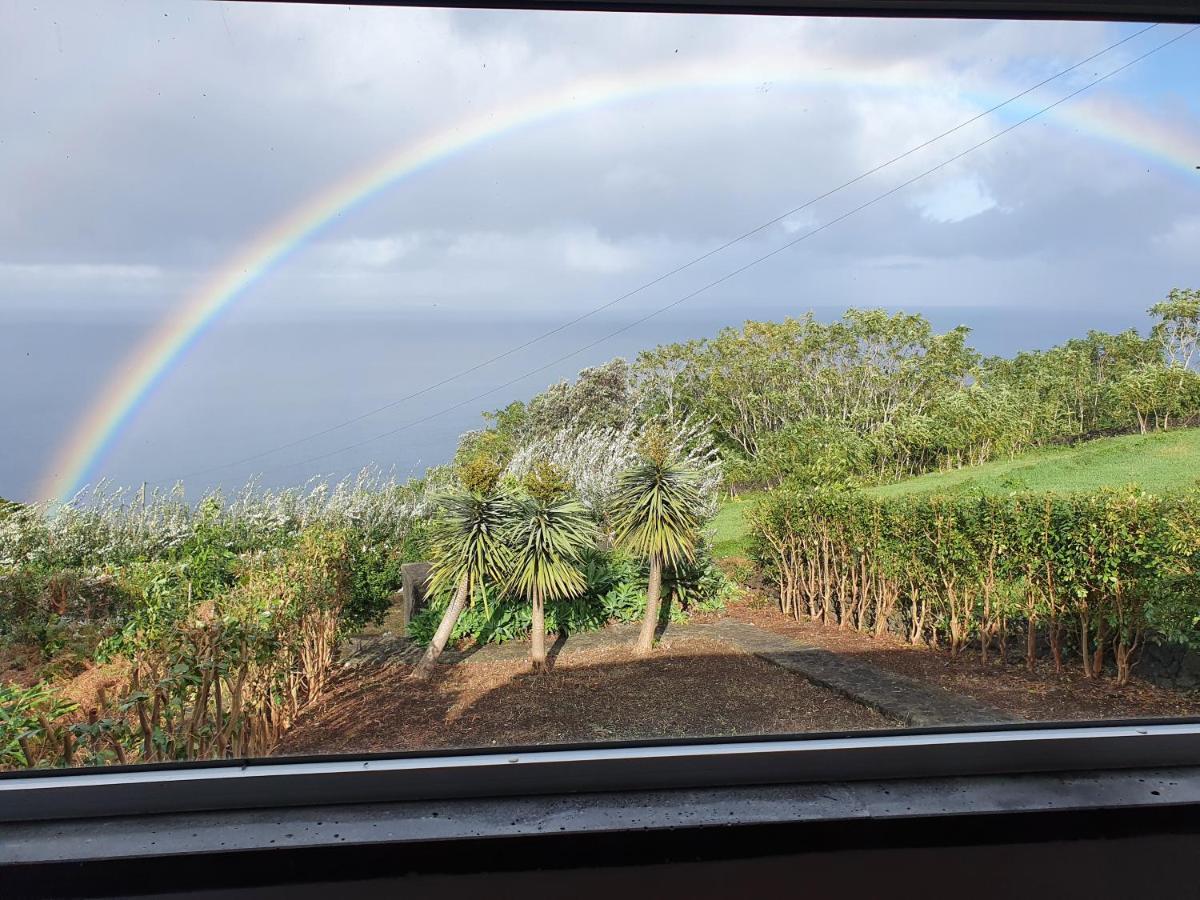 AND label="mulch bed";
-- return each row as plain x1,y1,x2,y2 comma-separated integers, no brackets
275,635,891,757
724,594,1200,722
